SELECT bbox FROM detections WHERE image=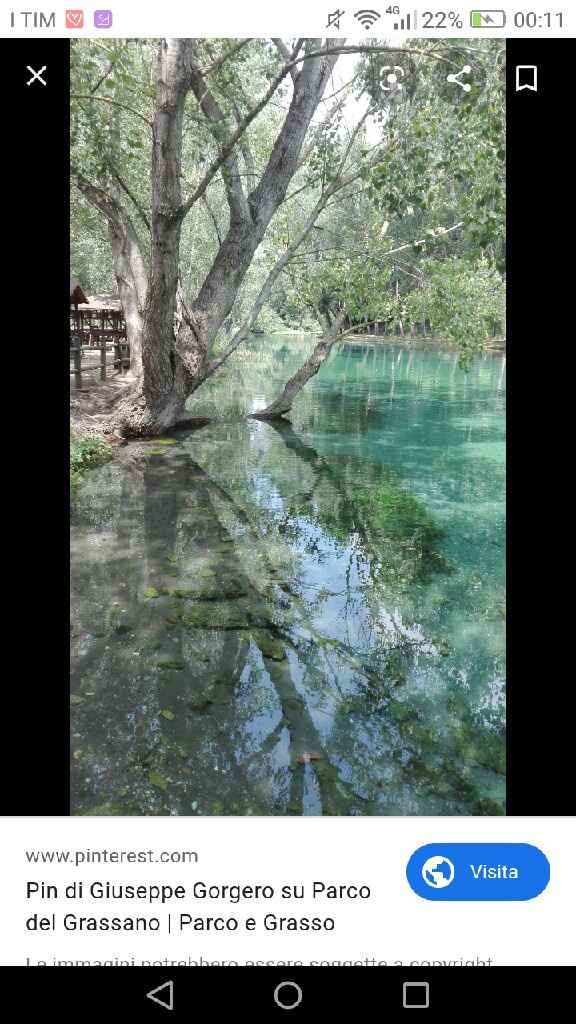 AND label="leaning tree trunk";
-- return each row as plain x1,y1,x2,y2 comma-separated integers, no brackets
177,40,342,398
253,315,345,420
